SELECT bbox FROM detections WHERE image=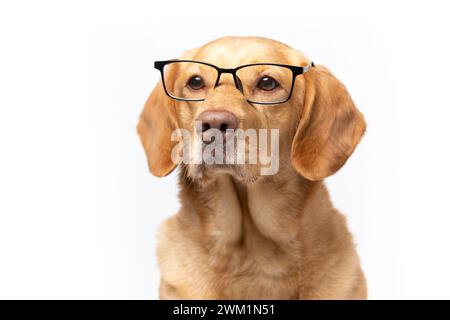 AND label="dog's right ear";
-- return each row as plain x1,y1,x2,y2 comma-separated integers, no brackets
137,81,178,177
